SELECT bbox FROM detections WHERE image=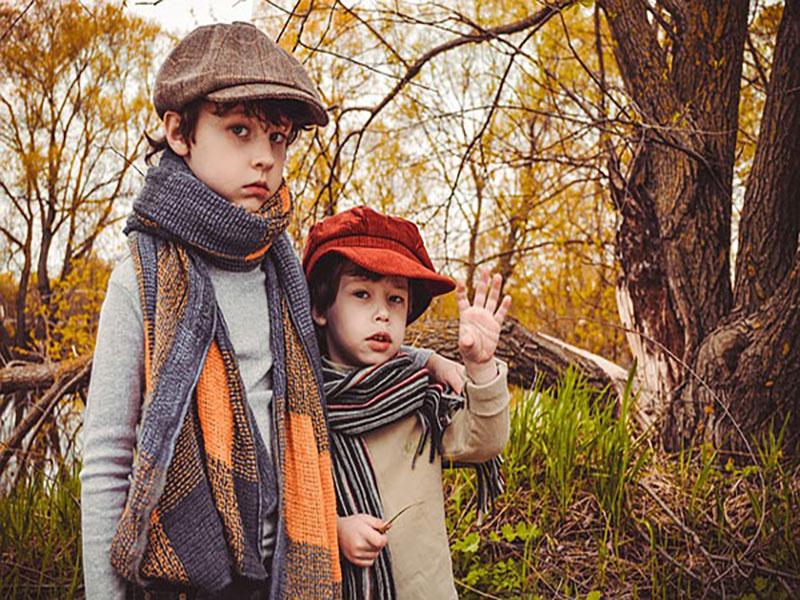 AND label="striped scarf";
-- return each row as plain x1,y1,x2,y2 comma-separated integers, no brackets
109,150,341,598
323,353,503,600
